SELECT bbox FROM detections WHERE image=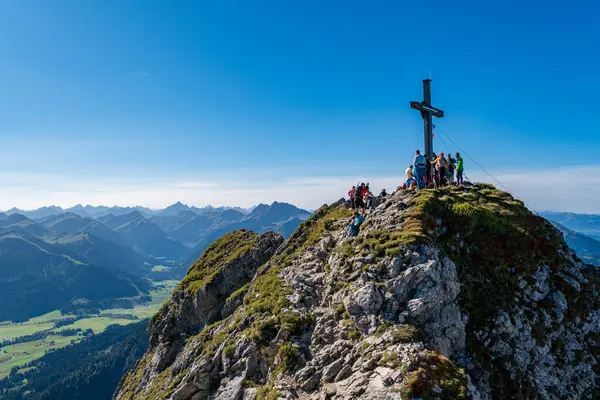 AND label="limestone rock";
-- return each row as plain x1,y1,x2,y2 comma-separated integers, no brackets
116,187,600,400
